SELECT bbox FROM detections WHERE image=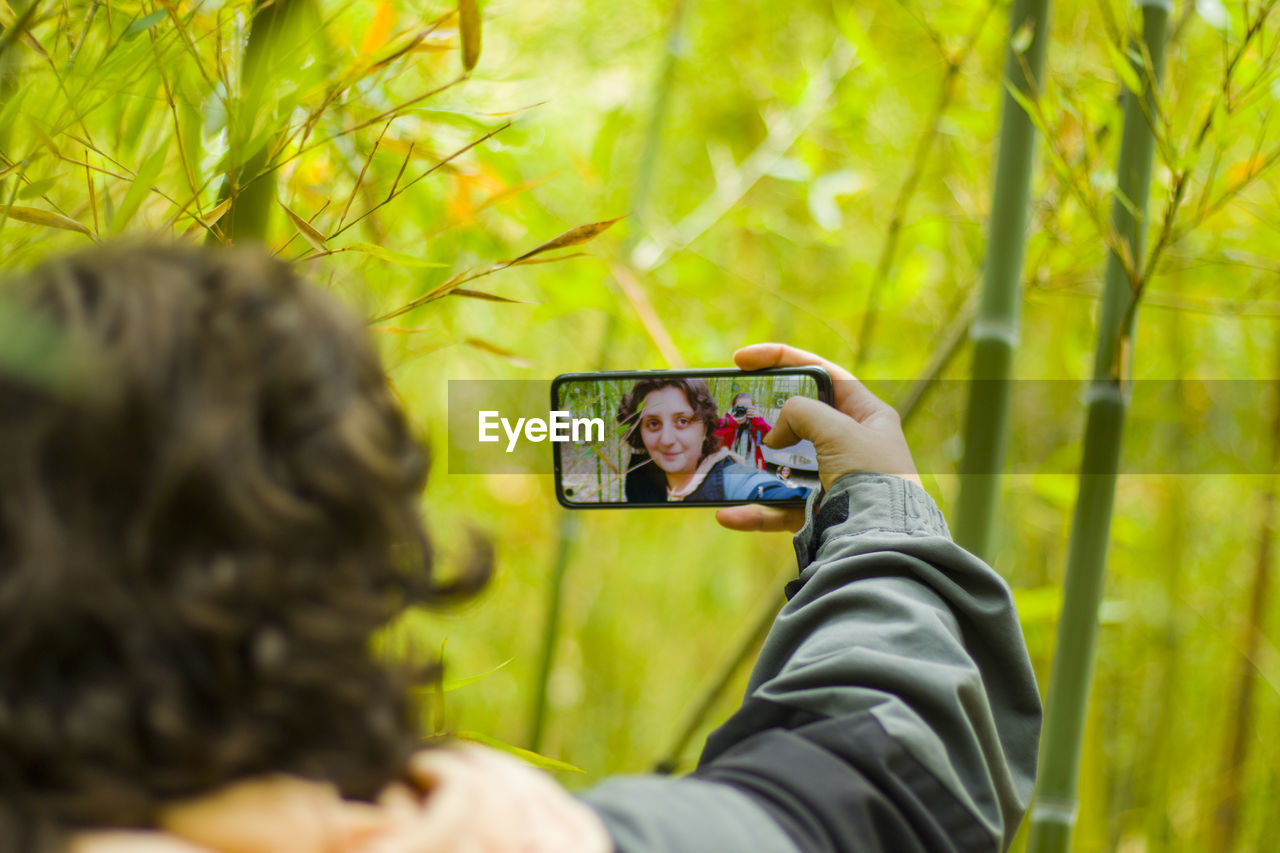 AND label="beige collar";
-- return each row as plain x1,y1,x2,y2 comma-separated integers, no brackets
667,447,731,500
158,775,388,853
